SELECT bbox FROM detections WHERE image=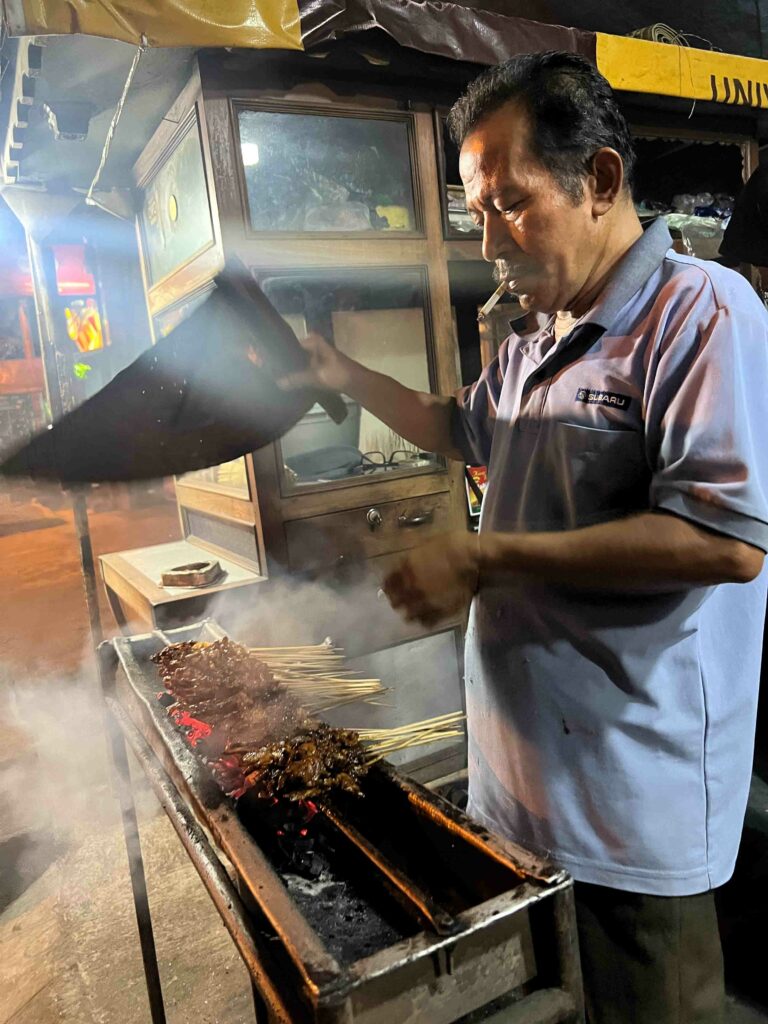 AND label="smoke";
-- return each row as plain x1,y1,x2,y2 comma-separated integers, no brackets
0,647,253,1024
204,570,465,766
0,662,119,851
